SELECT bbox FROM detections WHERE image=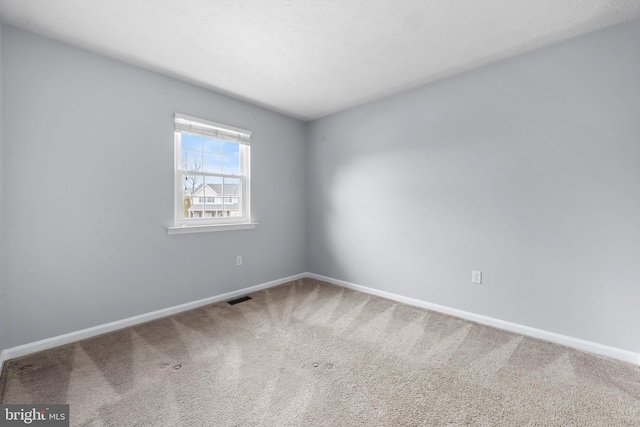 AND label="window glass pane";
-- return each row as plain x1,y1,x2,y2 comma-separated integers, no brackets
223,177,241,196
204,176,222,196
202,176,221,217
223,177,242,216
222,143,240,175
182,173,203,197
222,142,239,155
181,171,204,220
181,197,196,219
203,153,222,174
203,138,223,154
227,196,241,217
181,150,201,172
181,134,202,151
